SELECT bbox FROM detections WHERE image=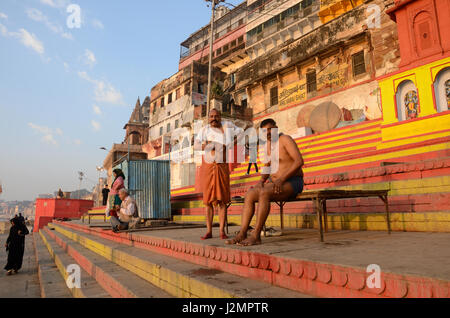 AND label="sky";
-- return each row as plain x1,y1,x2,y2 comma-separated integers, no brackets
0,0,243,201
